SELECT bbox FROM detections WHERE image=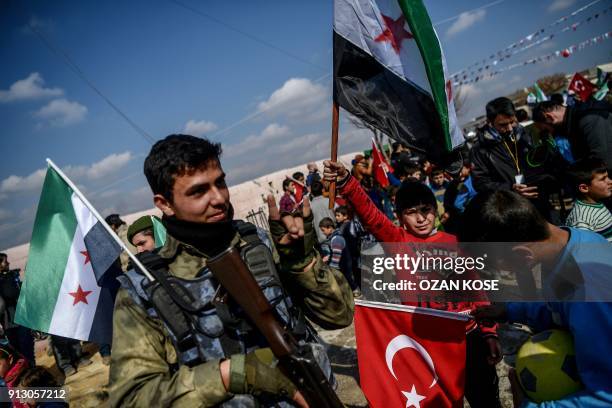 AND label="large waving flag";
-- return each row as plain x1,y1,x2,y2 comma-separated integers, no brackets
334,0,463,161
15,161,122,344
355,300,468,407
